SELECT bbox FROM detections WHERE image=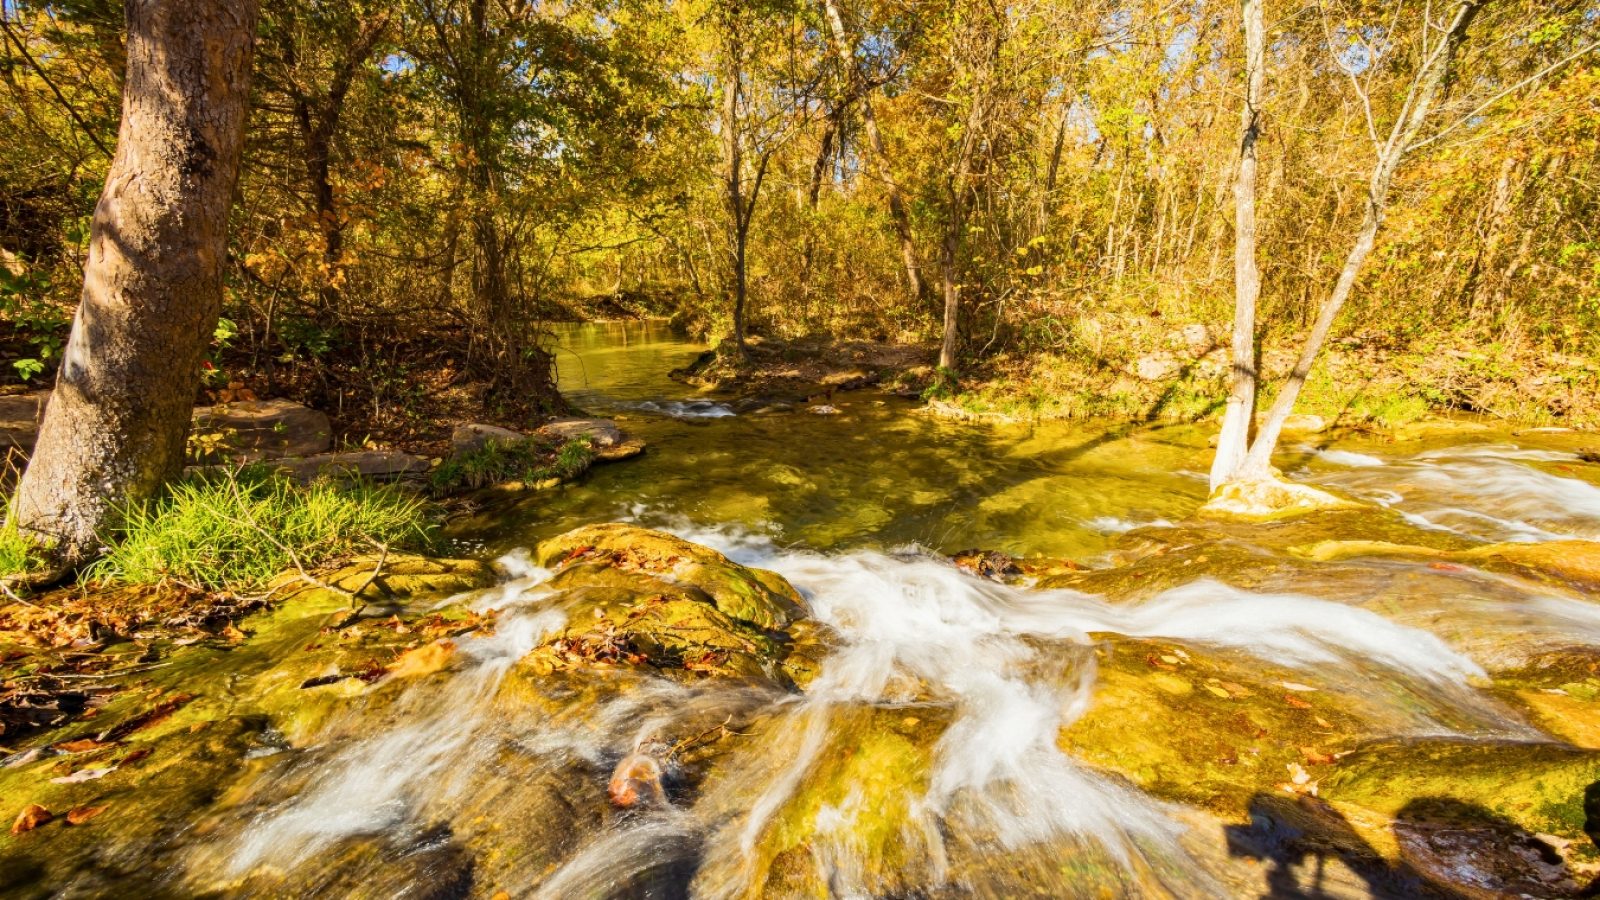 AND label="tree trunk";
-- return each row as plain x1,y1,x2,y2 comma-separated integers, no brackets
12,0,259,567
938,217,961,371
1208,0,1266,492
819,0,924,304
719,37,750,353
1236,0,1482,481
